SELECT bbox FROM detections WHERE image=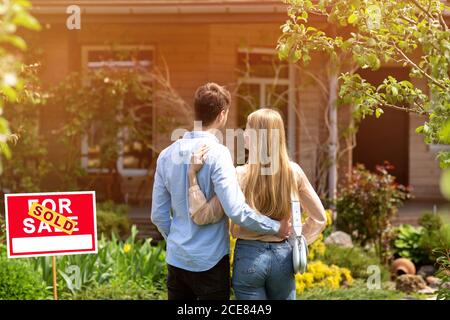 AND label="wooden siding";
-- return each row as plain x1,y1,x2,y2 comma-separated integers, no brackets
34,18,443,201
